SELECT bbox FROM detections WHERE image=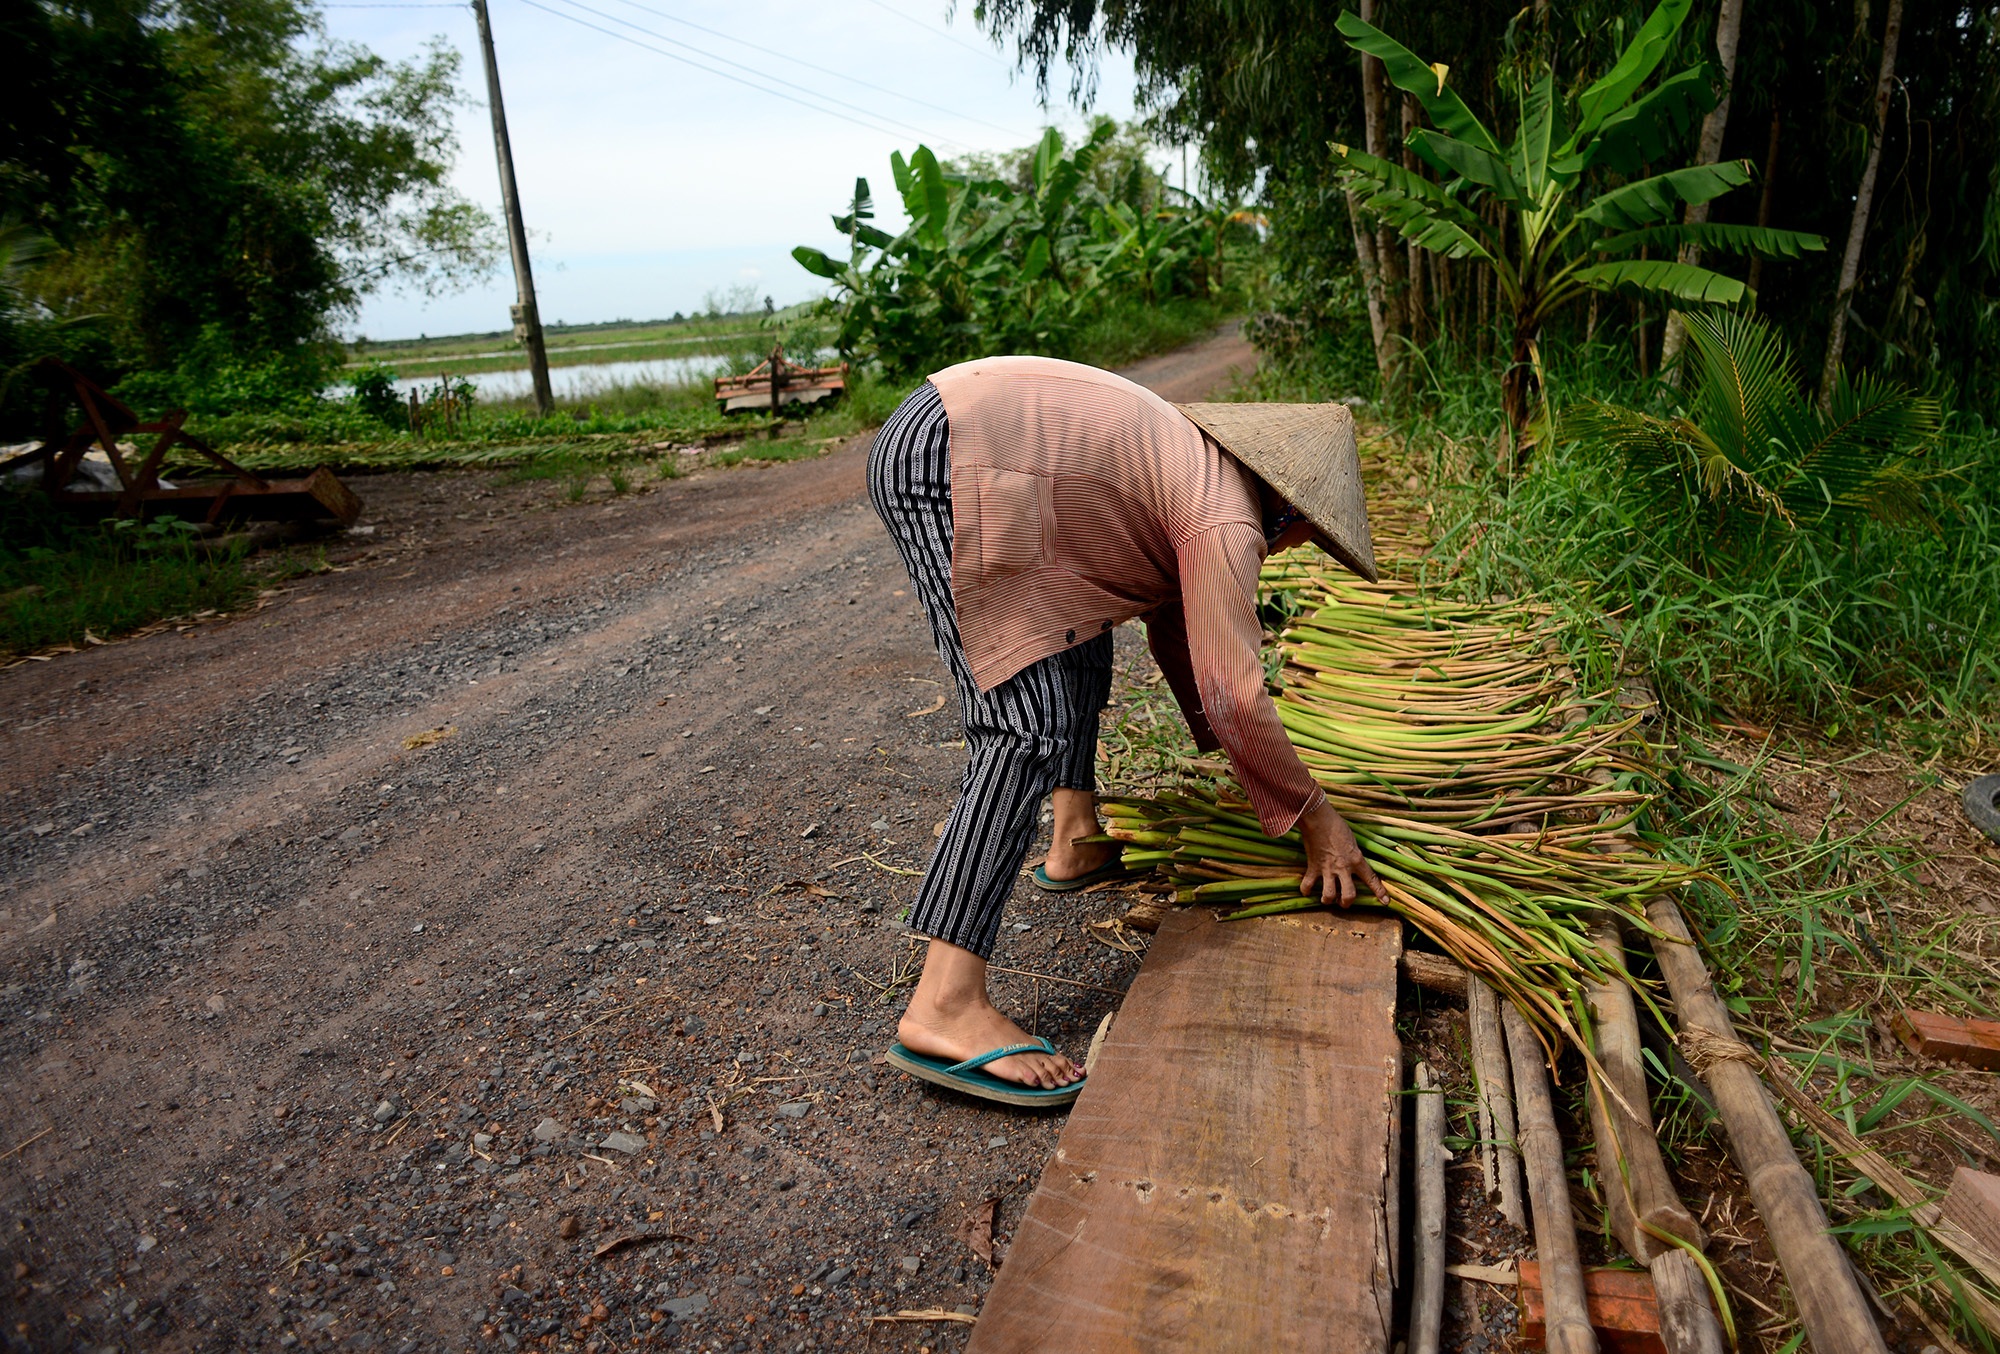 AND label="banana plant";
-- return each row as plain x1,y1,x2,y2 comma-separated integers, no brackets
1333,0,1826,463
795,145,1026,373
1015,121,1117,291
831,177,886,263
